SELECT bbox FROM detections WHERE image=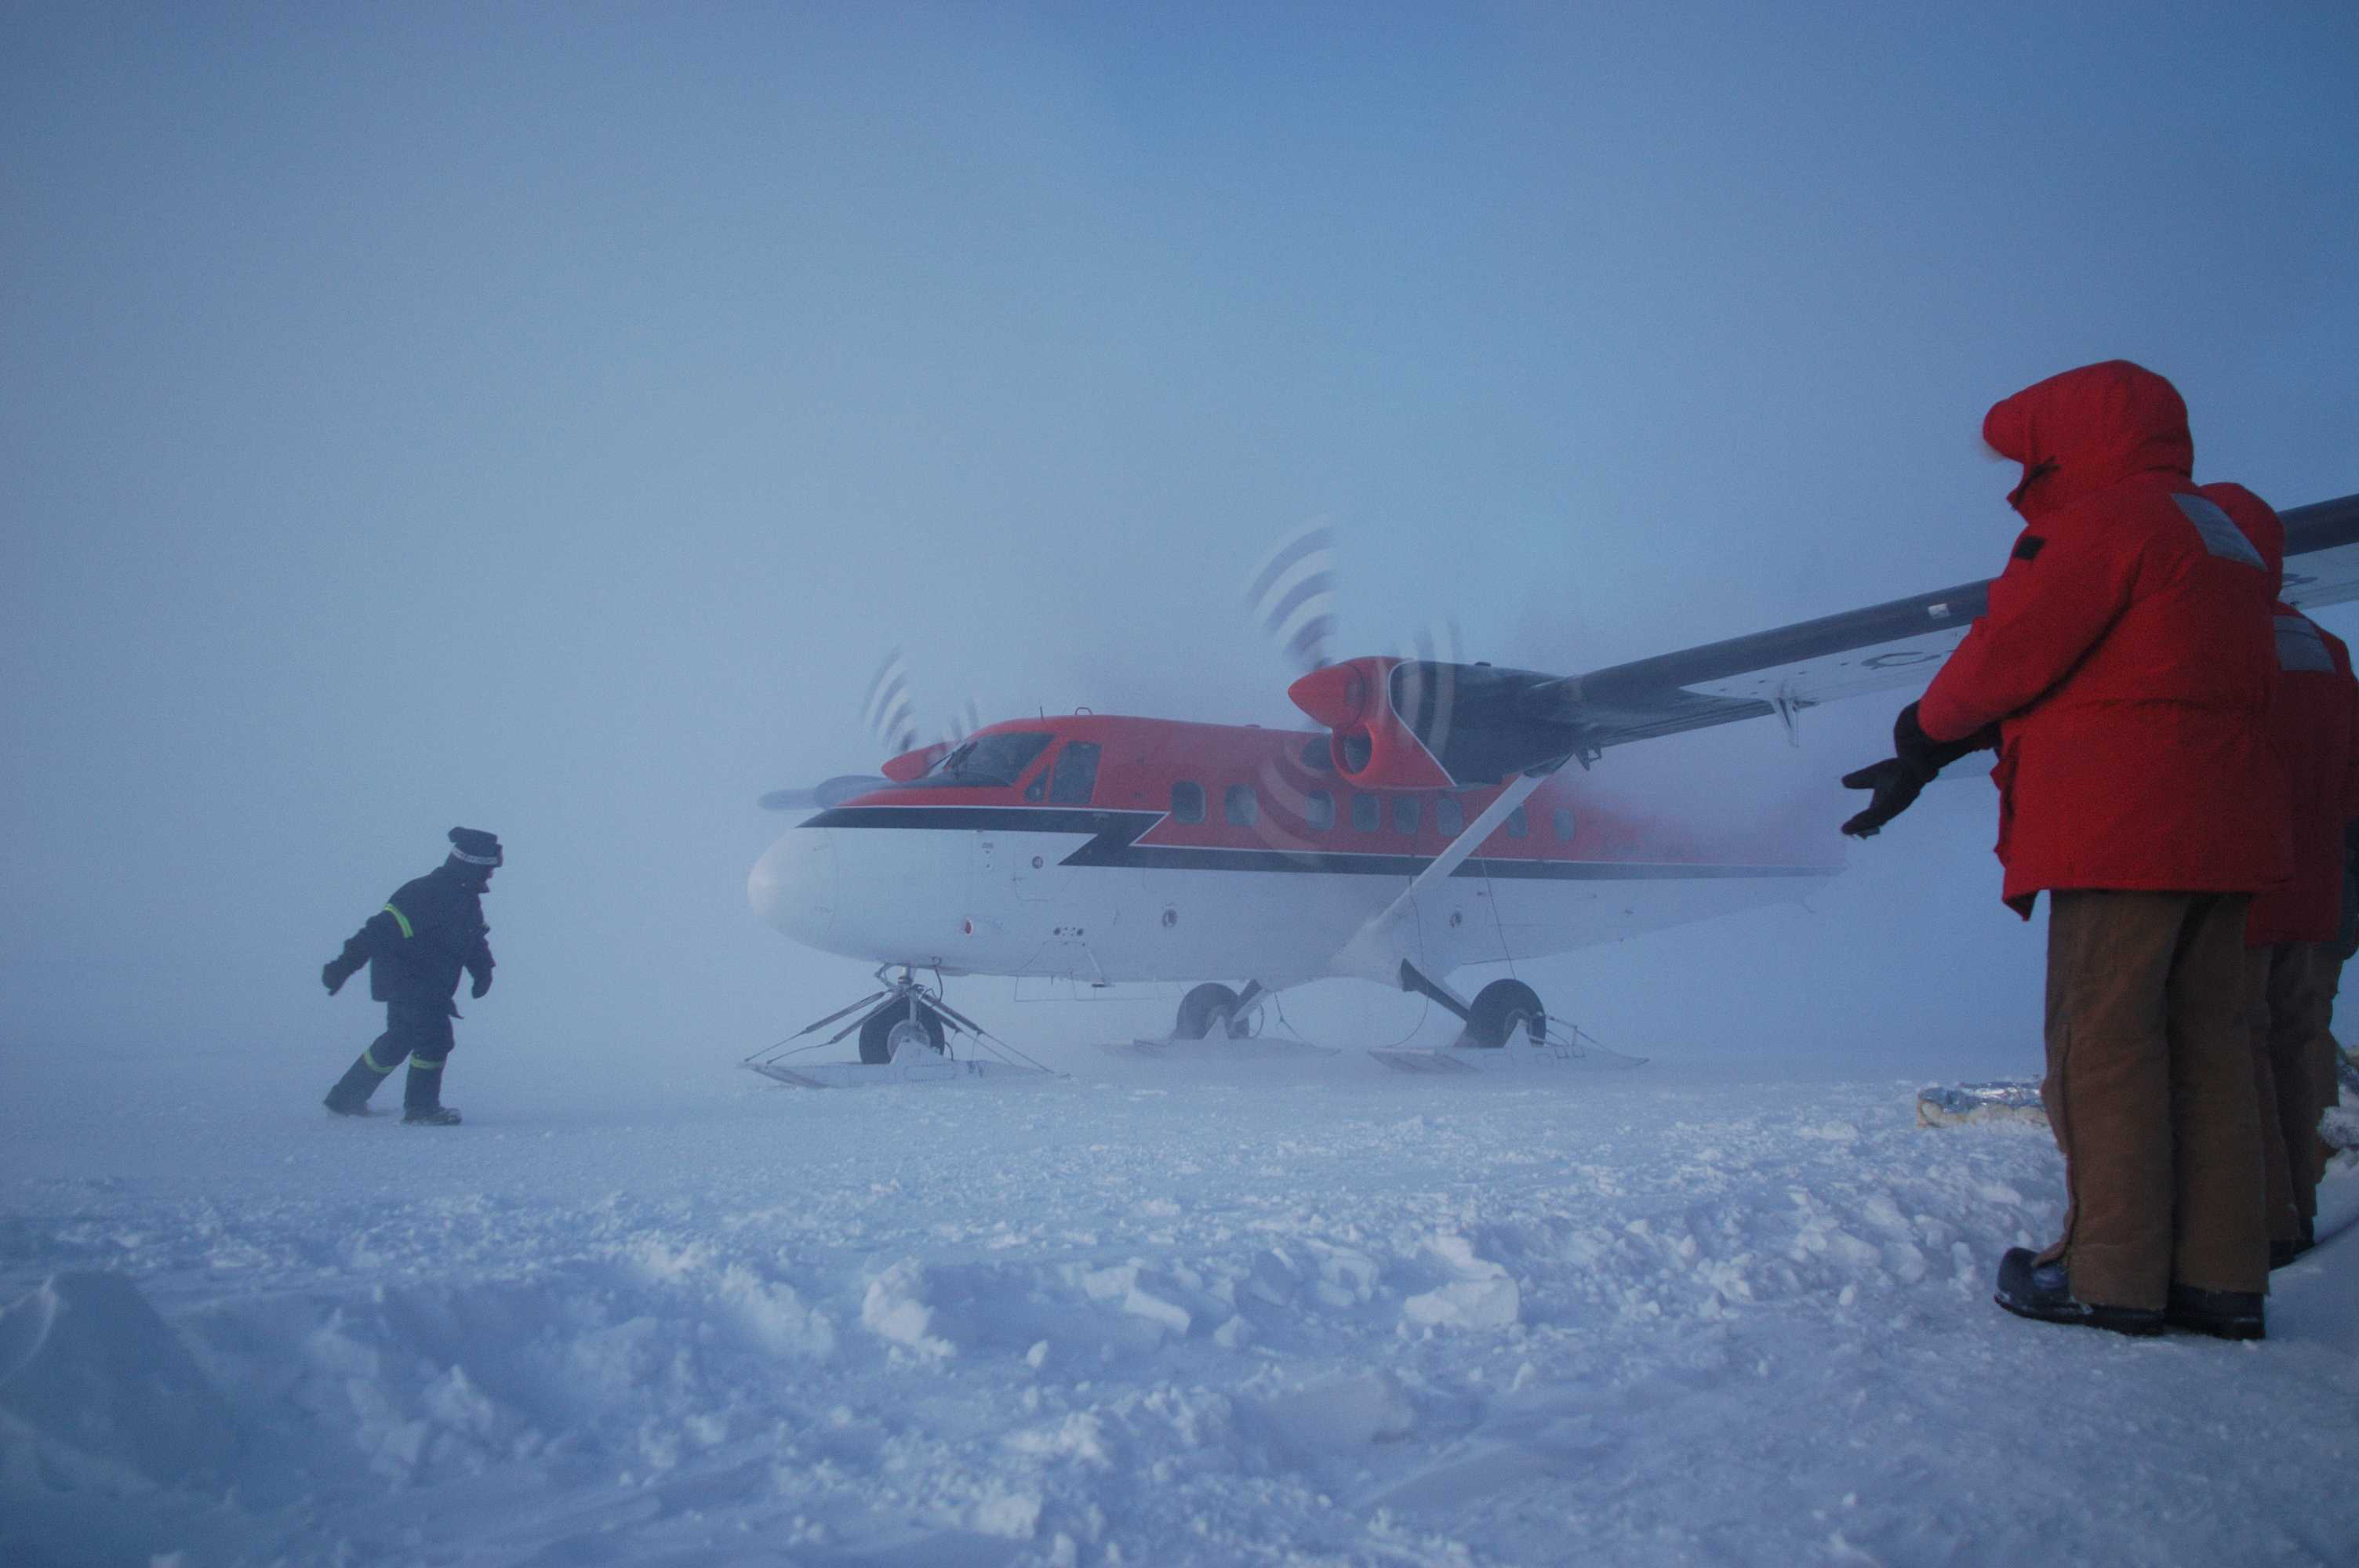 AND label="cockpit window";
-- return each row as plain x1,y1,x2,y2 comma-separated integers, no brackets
1049,741,1101,804
914,731,1053,788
